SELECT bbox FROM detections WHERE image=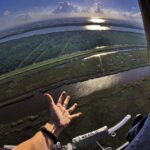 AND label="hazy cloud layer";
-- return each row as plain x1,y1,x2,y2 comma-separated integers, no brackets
3,10,11,16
